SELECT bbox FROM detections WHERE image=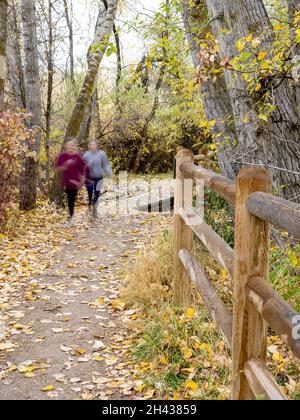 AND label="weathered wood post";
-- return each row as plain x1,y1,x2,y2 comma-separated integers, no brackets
174,149,194,305
232,167,272,400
